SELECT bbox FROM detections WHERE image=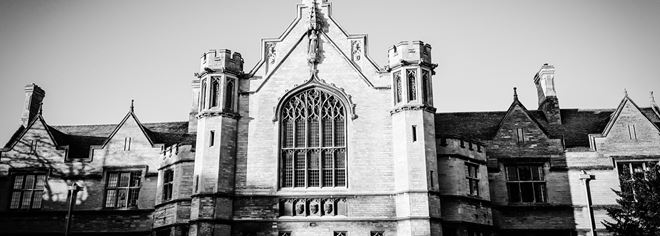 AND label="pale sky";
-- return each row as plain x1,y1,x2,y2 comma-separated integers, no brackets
1,0,659,144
